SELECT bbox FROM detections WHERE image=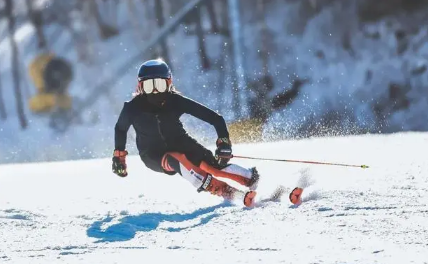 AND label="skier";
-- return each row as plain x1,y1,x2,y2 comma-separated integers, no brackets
112,59,259,207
